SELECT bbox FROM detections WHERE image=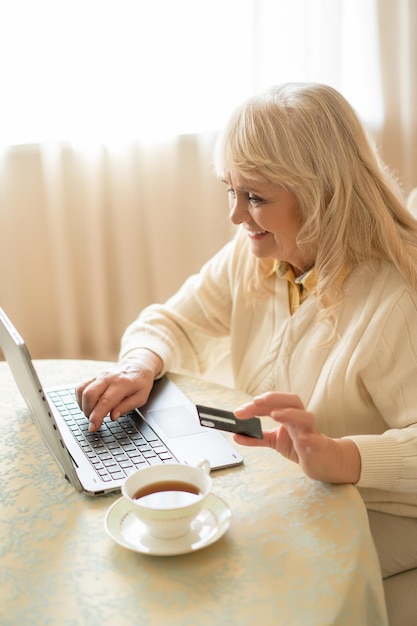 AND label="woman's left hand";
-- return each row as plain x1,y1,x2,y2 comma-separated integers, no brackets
234,392,361,484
